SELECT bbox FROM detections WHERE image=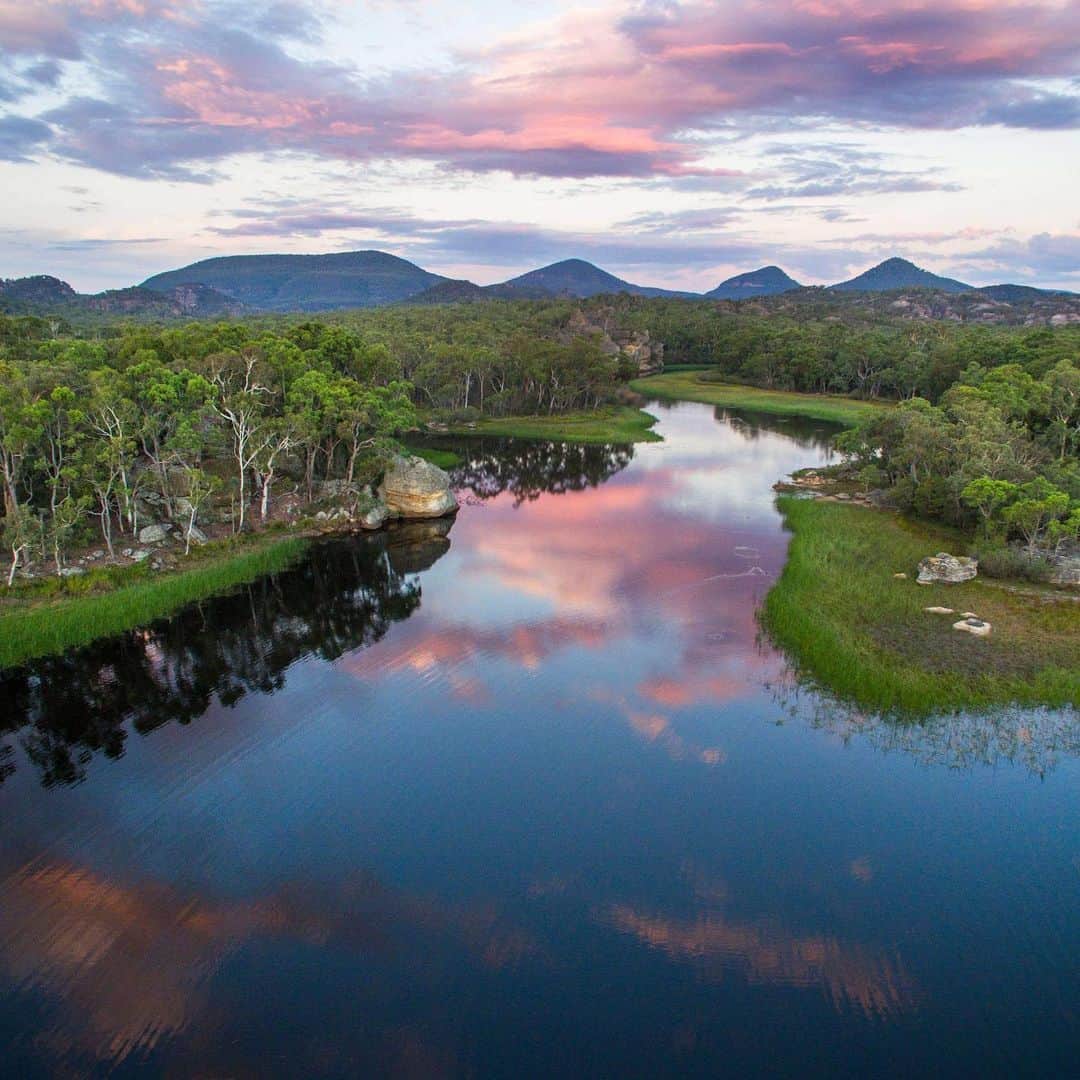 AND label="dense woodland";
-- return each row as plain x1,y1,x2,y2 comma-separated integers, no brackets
0,294,1077,582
